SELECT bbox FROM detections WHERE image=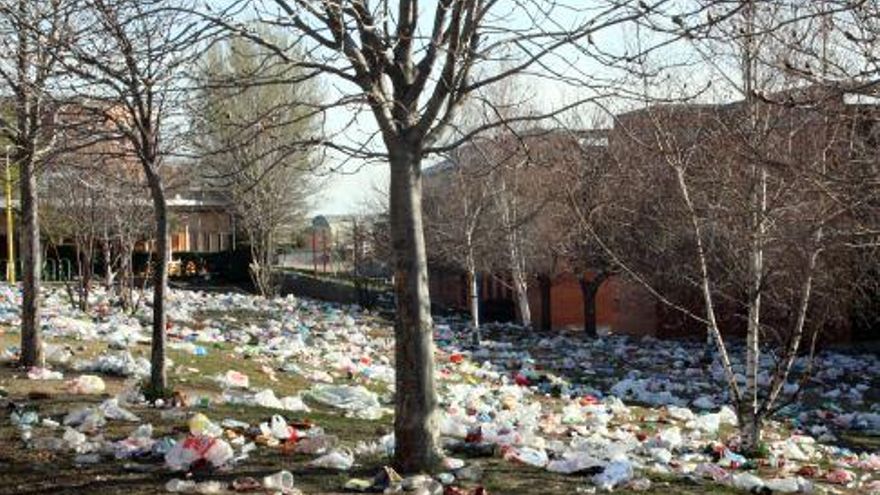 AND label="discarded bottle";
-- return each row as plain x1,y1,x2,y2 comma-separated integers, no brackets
262,470,294,492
